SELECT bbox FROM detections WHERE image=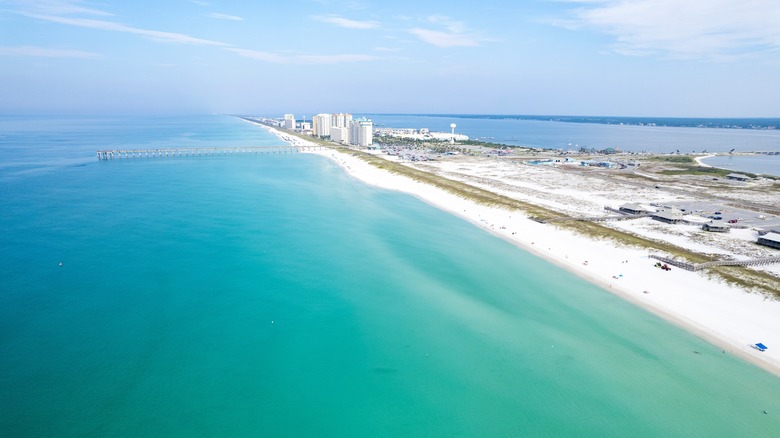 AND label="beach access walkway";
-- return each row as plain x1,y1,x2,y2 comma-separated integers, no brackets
96,145,322,160
649,254,780,272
